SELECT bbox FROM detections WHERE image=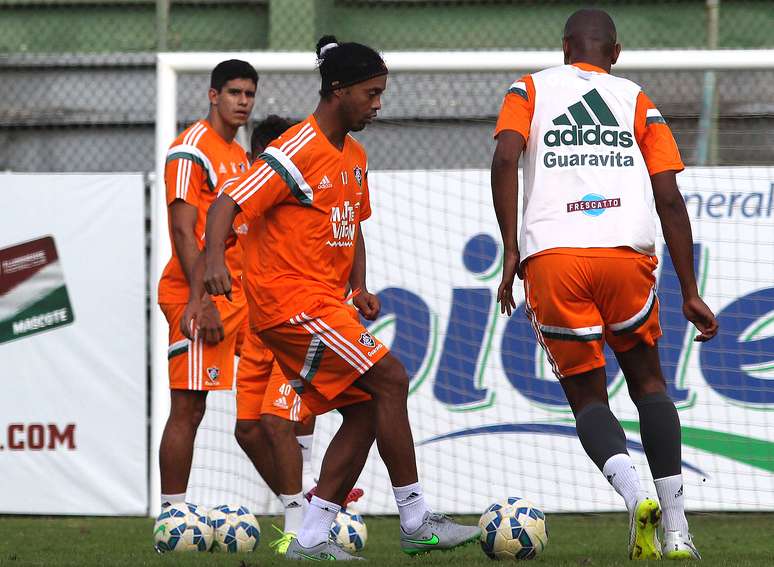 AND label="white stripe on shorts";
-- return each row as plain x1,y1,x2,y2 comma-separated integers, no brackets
296,314,370,374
